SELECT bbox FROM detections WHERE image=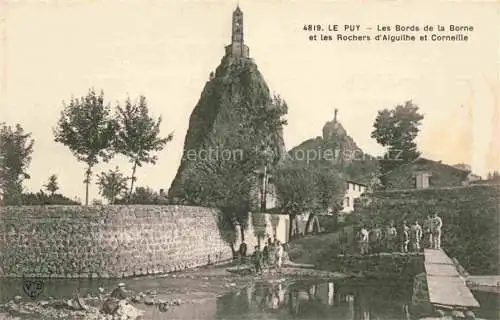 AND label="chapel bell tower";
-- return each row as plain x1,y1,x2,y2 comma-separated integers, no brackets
225,6,250,58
